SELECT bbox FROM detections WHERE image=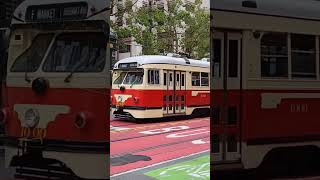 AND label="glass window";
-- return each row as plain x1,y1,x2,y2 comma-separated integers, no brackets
113,71,143,85
291,34,316,79
148,70,160,84
43,32,106,72
261,33,288,78
212,134,220,153
227,135,238,152
229,40,238,77
192,72,200,86
155,70,159,84
123,72,143,84
113,72,126,84
201,72,209,86
212,39,221,77
164,72,167,85
181,74,185,86
11,34,54,72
